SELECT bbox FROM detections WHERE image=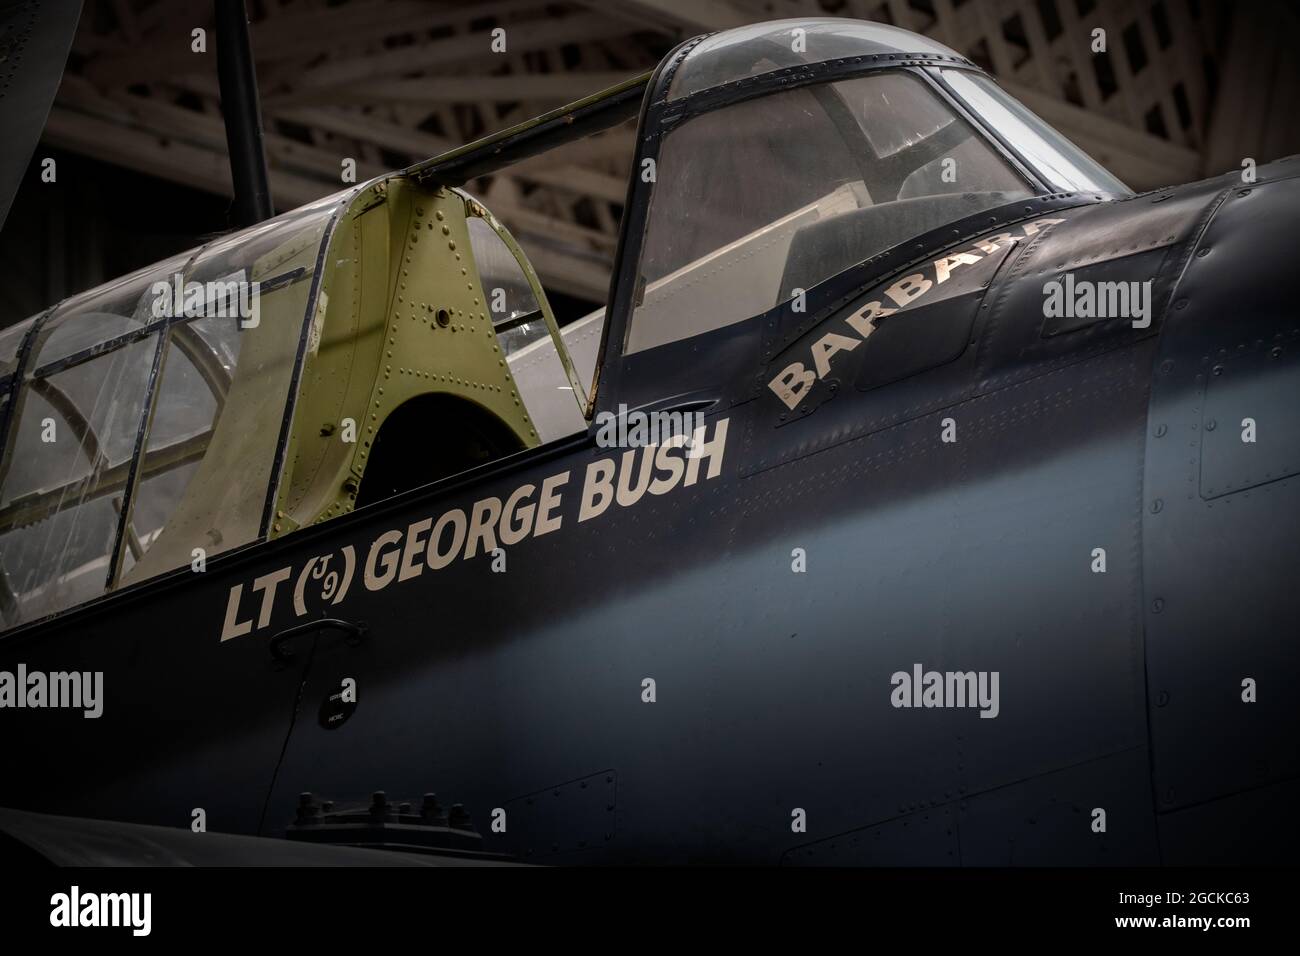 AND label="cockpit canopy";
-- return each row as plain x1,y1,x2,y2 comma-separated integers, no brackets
624,18,1129,354
0,193,341,625
666,18,967,98
0,180,586,630
663,19,1125,197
